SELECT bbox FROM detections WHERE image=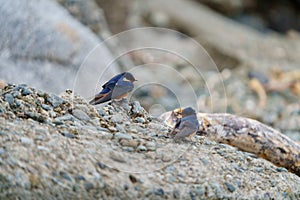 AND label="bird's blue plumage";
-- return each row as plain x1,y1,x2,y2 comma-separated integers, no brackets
89,72,136,105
